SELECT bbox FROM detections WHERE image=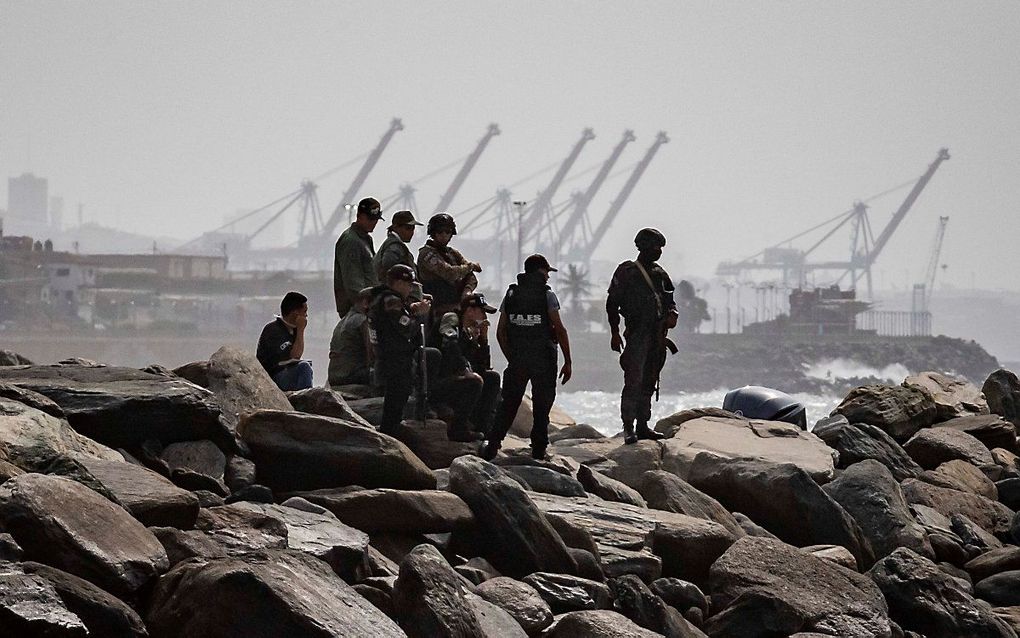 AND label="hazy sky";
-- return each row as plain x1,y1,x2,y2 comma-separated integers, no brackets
2,1,1018,291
